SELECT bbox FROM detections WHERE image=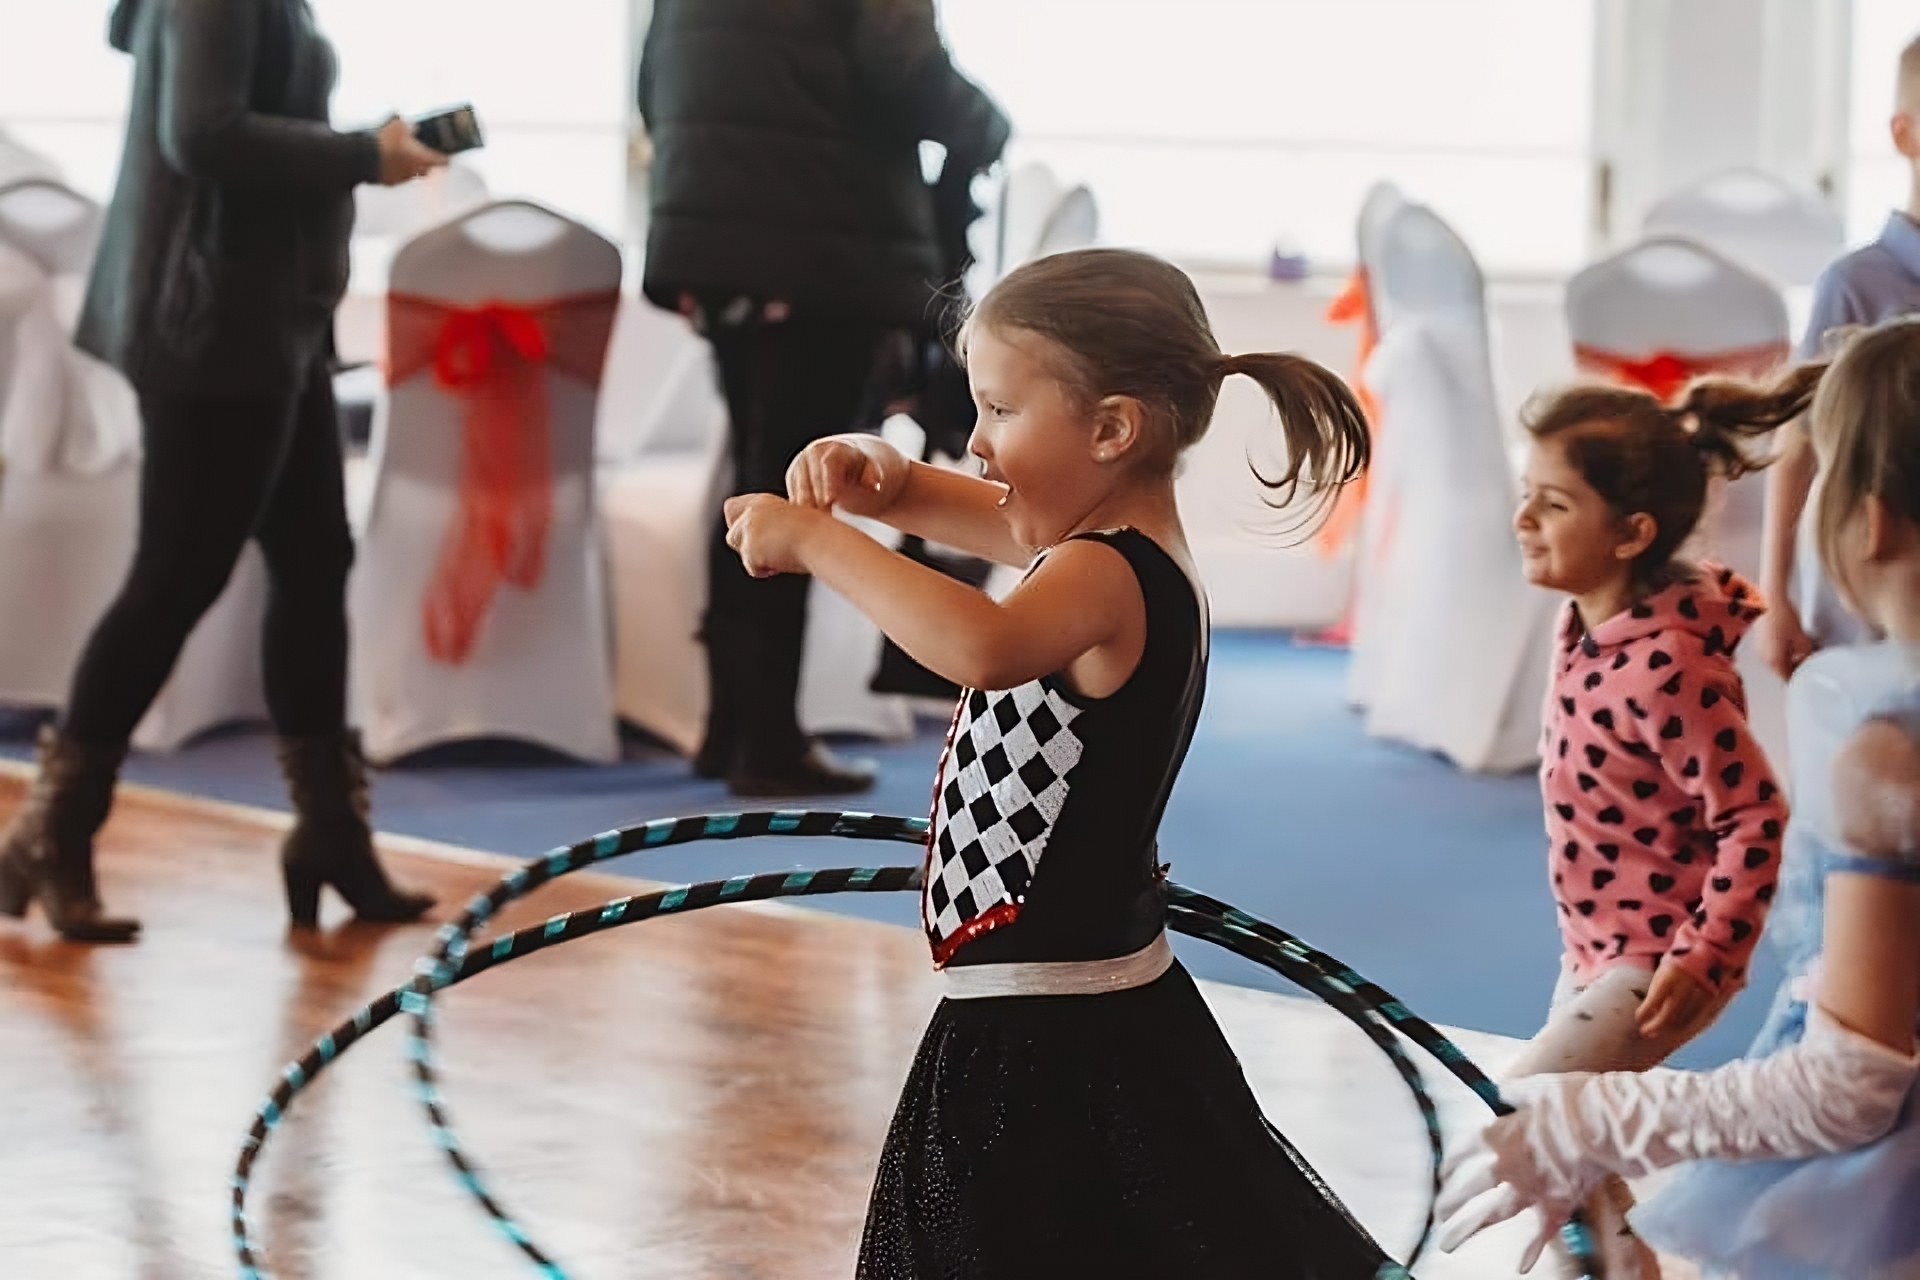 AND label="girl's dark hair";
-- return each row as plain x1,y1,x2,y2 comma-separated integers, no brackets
1524,362,1825,589
966,248,1369,531
1808,317,1920,594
